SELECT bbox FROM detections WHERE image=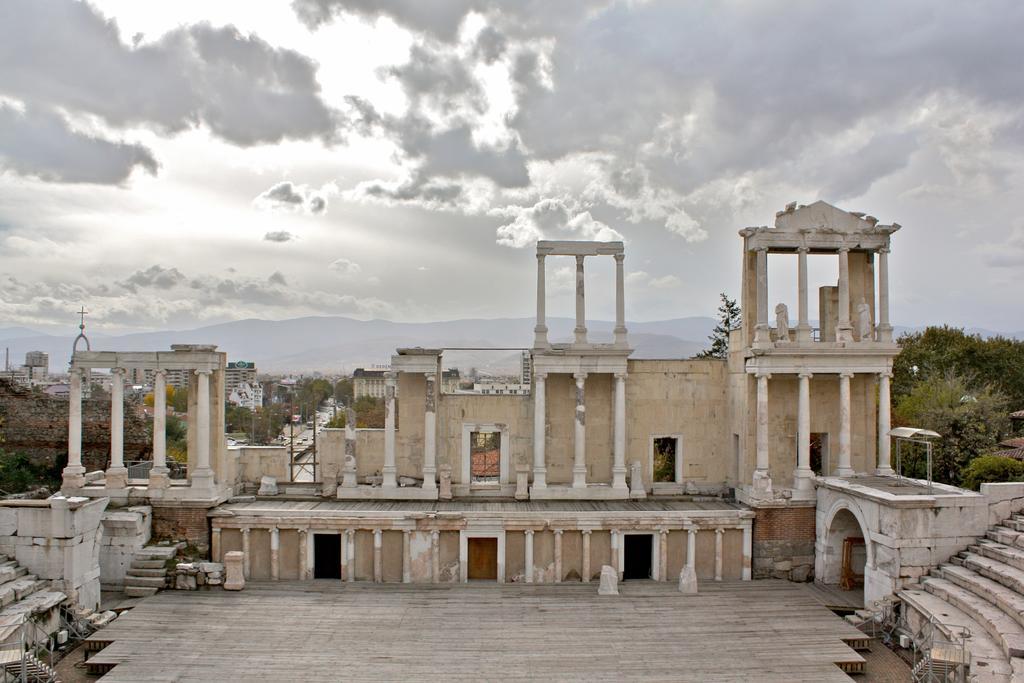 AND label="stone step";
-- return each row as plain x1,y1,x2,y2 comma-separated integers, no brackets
987,526,1024,547
972,540,1024,573
0,576,44,607
131,559,167,570
127,567,168,578
1004,517,1024,533
124,575,166,589
134,546,178,562
940,564,1024,634
0,564,27,585
961,552,1024,595
124,585,159,598
900,586,1013,682
925,575,1024,659
0,590,66,620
